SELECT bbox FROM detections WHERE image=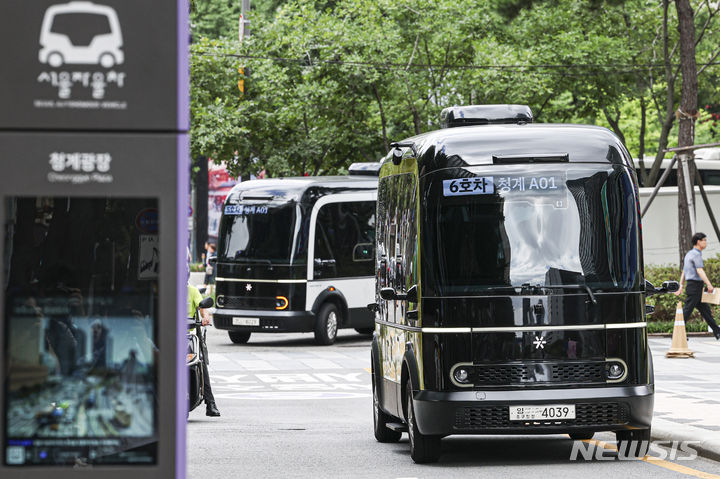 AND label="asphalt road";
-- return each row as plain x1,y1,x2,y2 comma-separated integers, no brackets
187,327,720,478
